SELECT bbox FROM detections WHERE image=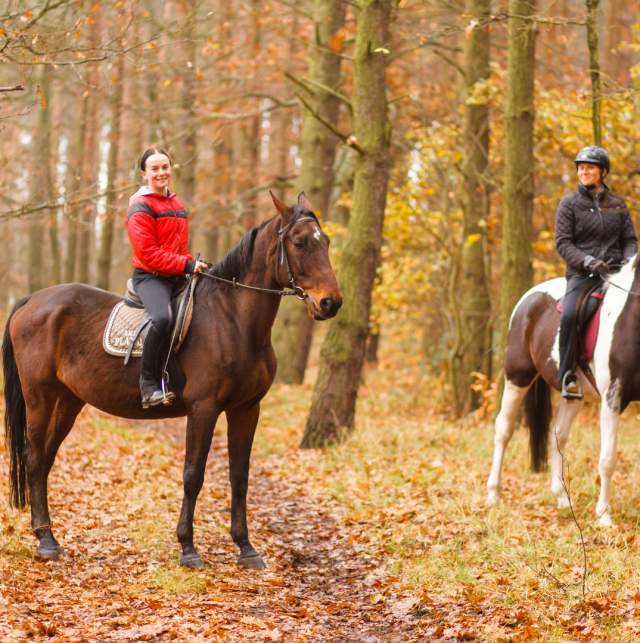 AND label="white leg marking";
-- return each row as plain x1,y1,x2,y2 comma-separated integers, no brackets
596,382,621,527
550,398,582,509
487,380,529,506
